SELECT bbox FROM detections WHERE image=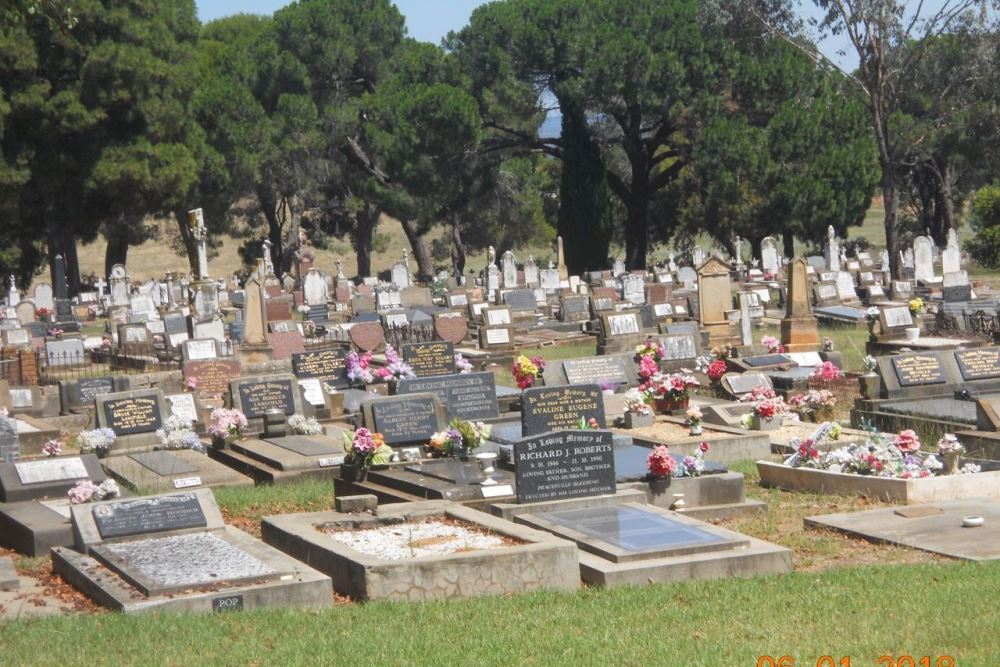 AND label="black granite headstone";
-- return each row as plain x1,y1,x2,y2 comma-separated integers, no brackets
368,395,442,445
955,348,1000,381
402,341,456,377
236,379,296,418
521,384,605,436
92,493,207,539
291,349,349,388
102,396,163,435
514,430,615,503
891,354,947,387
